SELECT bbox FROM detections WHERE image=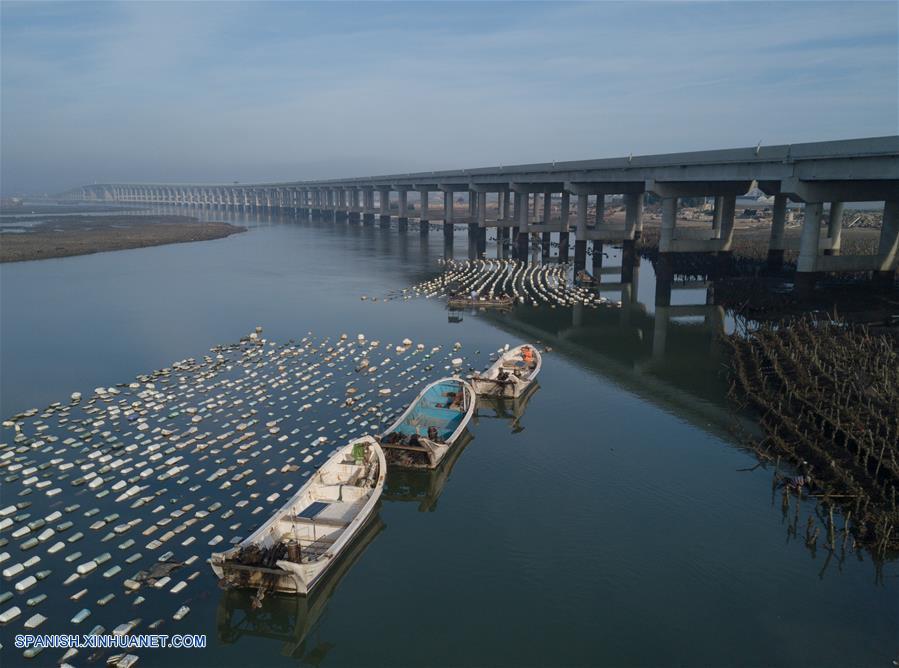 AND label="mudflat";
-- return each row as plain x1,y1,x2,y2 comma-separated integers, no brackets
0,214,246,262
